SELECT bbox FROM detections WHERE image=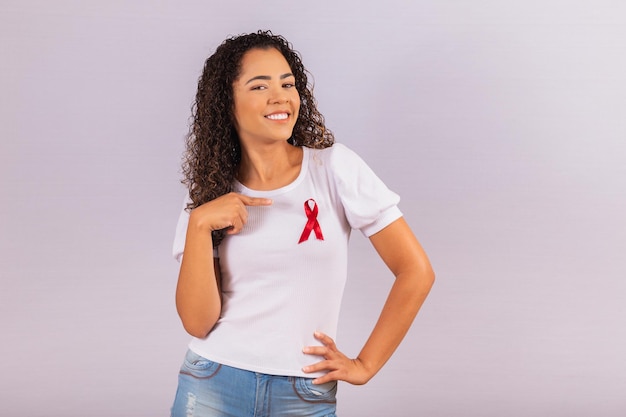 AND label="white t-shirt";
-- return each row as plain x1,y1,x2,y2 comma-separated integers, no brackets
172,143,402,377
